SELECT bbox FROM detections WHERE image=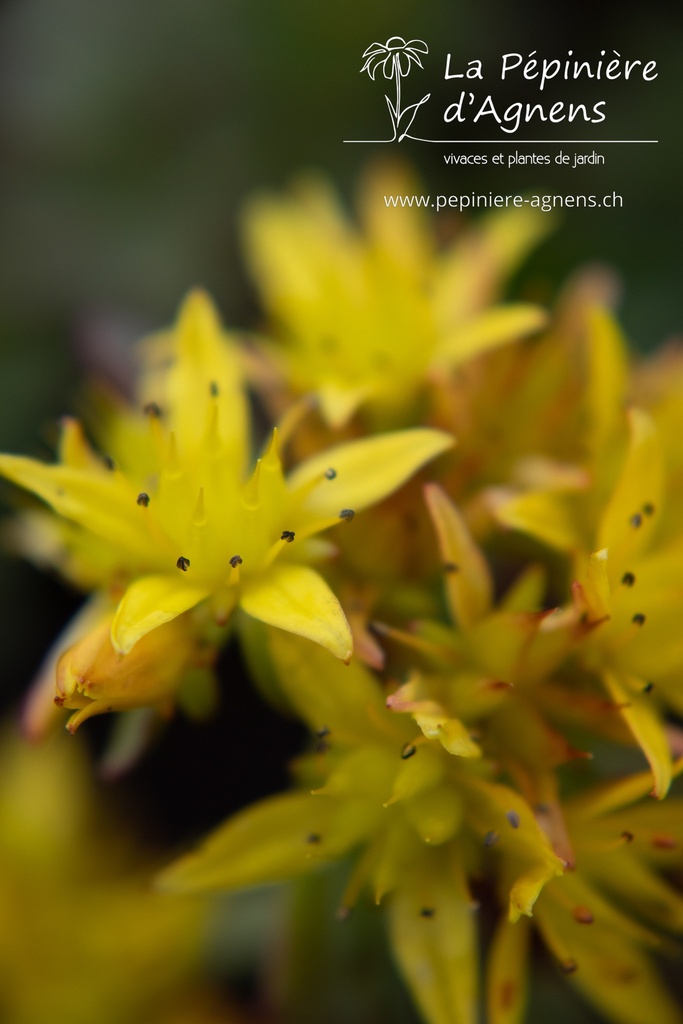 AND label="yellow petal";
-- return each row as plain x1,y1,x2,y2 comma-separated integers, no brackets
240,564,352,661
589,849,683,933
459,774,563,920
111,575,211,654
466,610,543,684
424,484,492,628
318,748,397,804
493,489,582,552
415,714,482,758
387,745,445,805
597,408,662,572
500,564,547,613
509,861,563,922
432,304,548,371
163,290,249,468
317,382,371,428
58,417,102,470
582,548,612,620
434,207,551,327
388,853,478,1024
566,759,683,821
403,784,464,845
0,455,156,563
157,793,341,892
585,306,629,465
288,428,454,518
601,671,672,798
535,894,682,1024
487,915,530,1024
